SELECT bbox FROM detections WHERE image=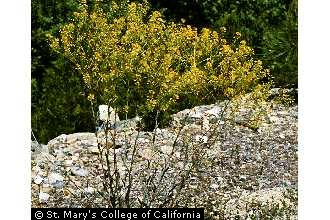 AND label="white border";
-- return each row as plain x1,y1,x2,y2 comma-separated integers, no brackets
1,0,330,218
0,0,31,219
299,0,330,219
